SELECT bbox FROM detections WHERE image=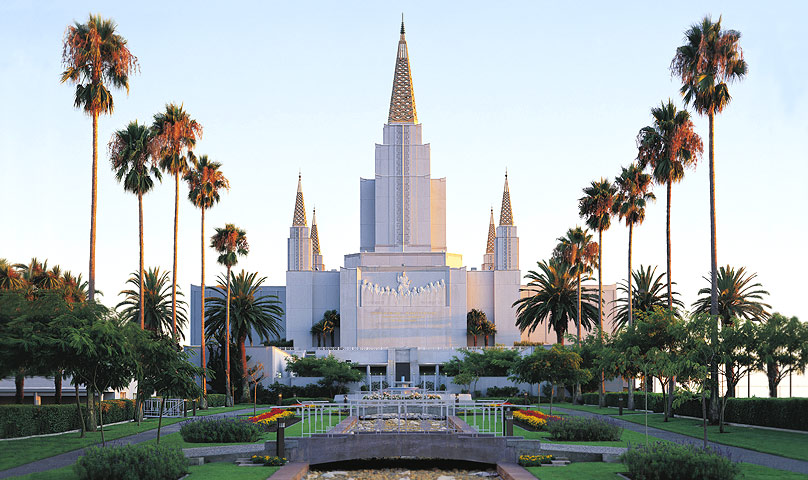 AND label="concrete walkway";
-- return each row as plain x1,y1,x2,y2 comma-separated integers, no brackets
553,406,808,475
0,407,258,479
